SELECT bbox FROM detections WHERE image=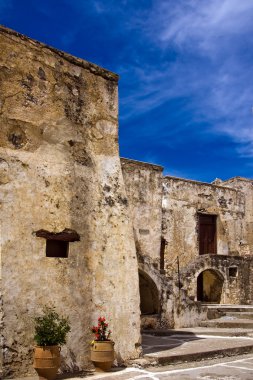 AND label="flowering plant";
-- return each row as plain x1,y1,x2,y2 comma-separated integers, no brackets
91,317,112,341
